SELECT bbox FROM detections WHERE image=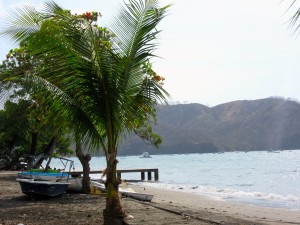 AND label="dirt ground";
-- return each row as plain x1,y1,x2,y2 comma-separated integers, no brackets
0,175,208,225
0,172,270,225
